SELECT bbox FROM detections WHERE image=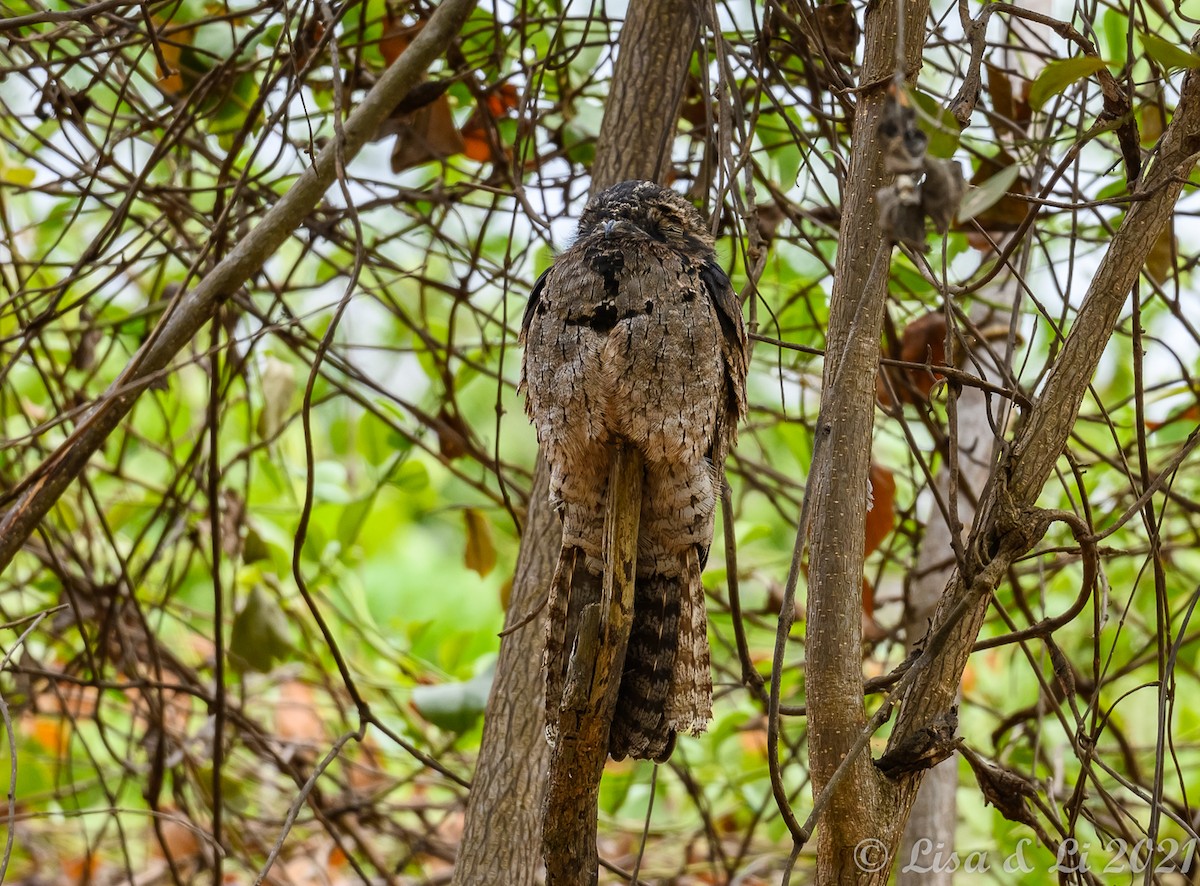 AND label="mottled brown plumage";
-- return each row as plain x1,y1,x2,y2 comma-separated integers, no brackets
520,181,748,761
